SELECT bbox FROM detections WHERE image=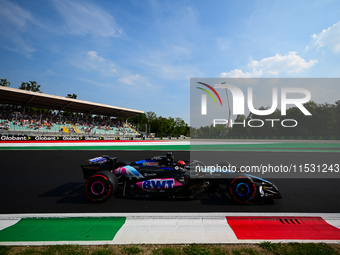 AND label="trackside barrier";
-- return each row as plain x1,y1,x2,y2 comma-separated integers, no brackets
0,134,189,141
